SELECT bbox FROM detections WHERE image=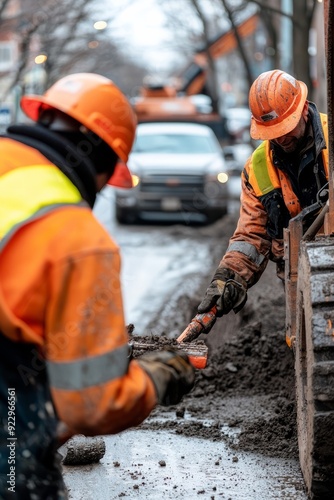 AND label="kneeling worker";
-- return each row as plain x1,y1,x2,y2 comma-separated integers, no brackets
0,73,195,499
